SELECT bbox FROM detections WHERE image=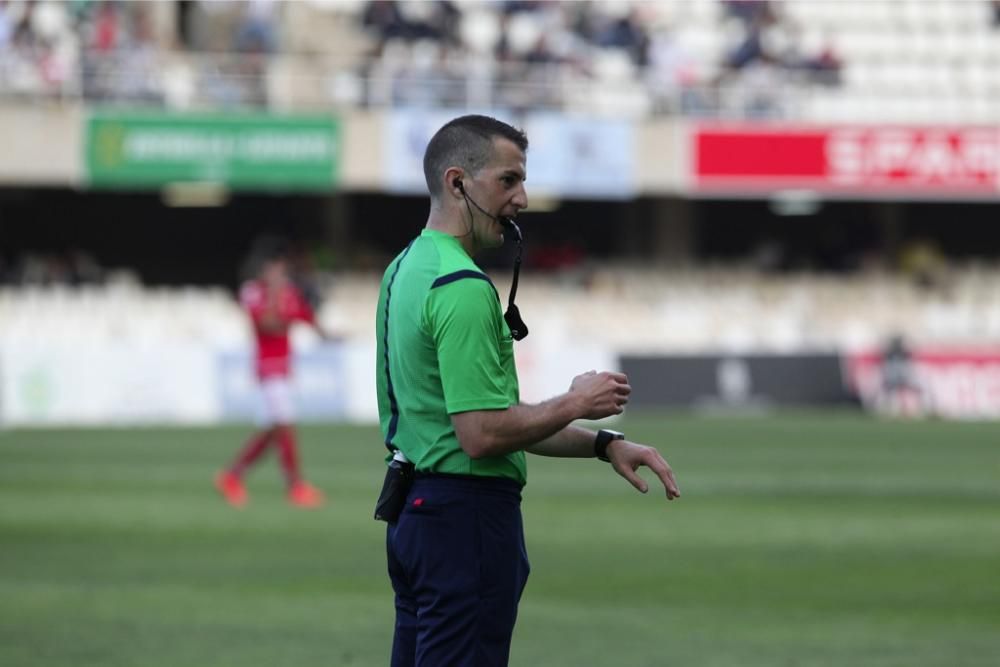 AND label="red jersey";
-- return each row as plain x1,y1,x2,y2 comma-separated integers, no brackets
239,279,316,379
